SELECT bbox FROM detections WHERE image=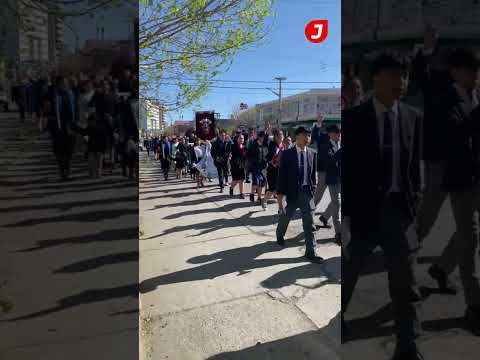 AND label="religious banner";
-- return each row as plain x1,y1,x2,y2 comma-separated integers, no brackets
195,111,216,140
